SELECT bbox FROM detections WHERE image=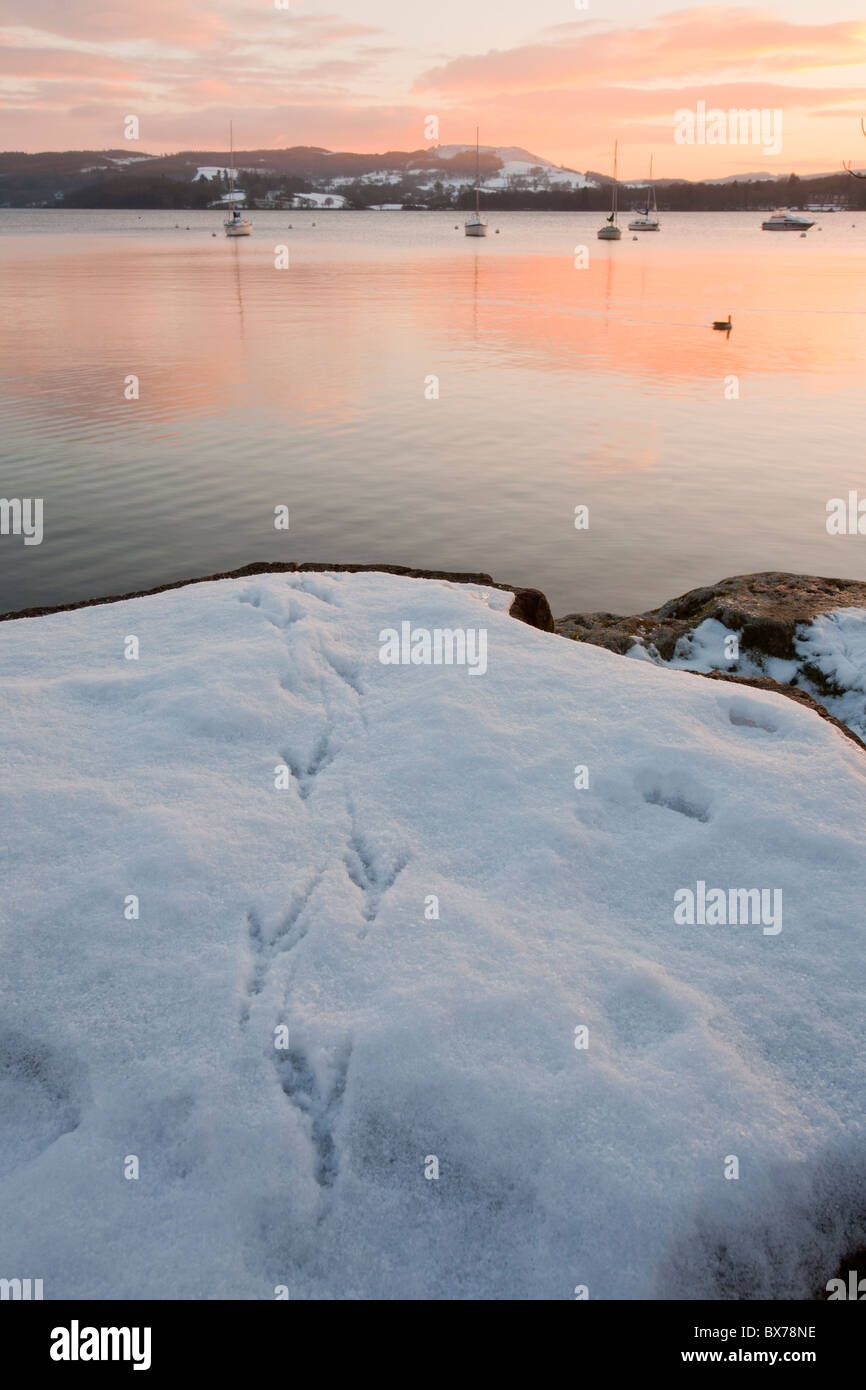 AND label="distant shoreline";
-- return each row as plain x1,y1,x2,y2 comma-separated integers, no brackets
2,203,848,215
